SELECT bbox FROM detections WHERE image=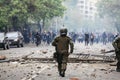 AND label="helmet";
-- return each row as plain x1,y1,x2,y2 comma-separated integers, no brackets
60,28,67,36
